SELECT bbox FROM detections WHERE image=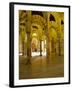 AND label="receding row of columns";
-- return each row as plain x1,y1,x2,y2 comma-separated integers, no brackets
20,11,64,64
